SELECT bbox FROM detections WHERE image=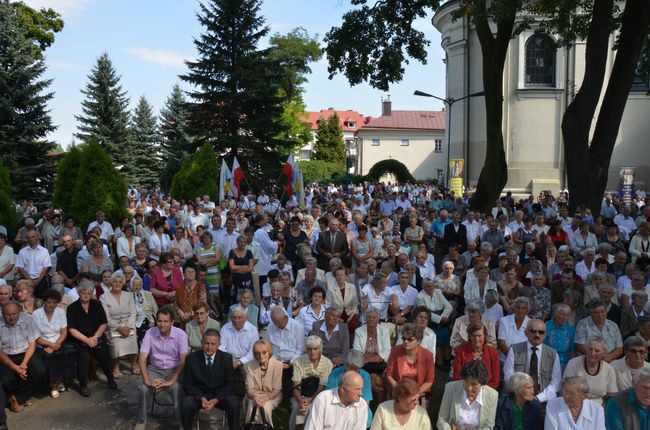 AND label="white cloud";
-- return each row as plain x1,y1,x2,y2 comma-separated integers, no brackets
21,0,93,17
46,59,87,72
123,47,189,68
